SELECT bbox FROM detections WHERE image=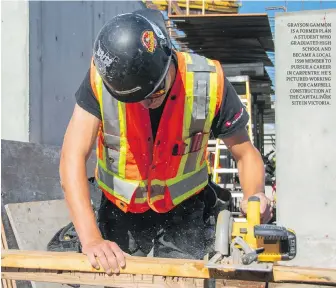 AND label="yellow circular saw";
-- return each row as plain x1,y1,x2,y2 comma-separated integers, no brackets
206,196,297,272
